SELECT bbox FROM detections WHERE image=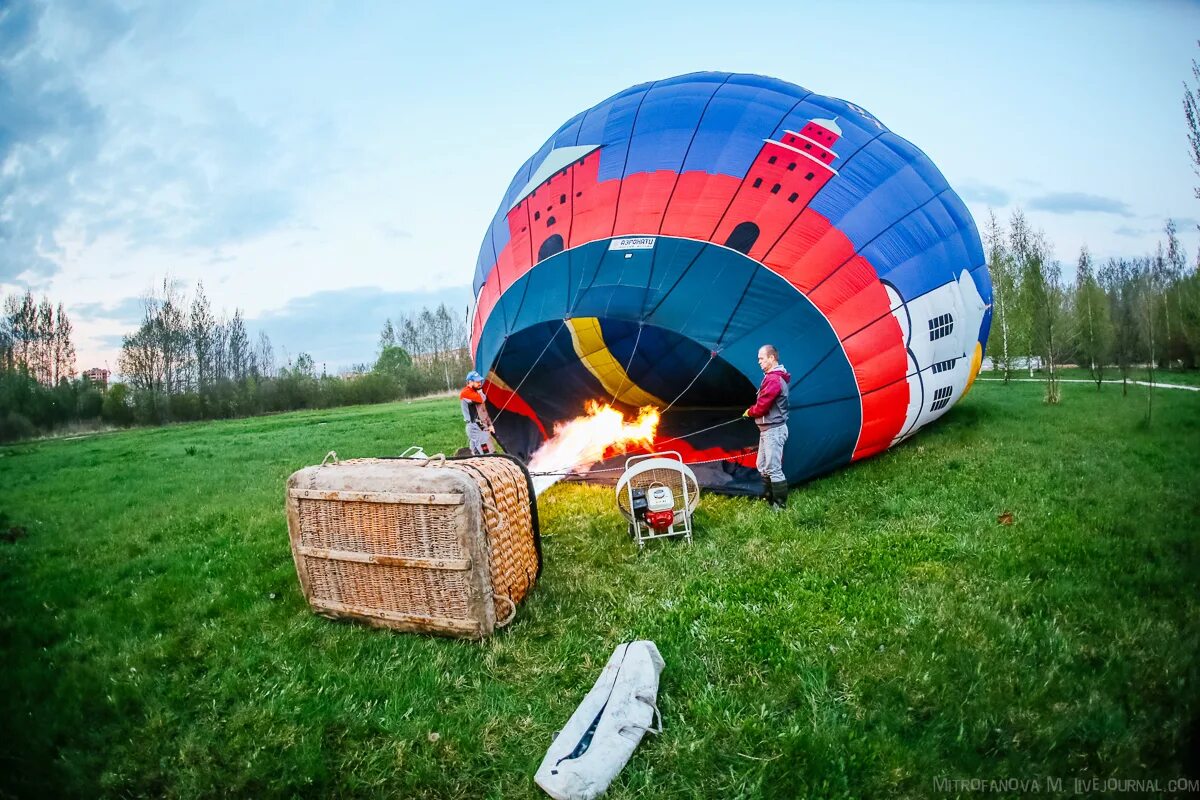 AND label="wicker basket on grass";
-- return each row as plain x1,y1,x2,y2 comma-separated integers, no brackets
284,453,541,639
